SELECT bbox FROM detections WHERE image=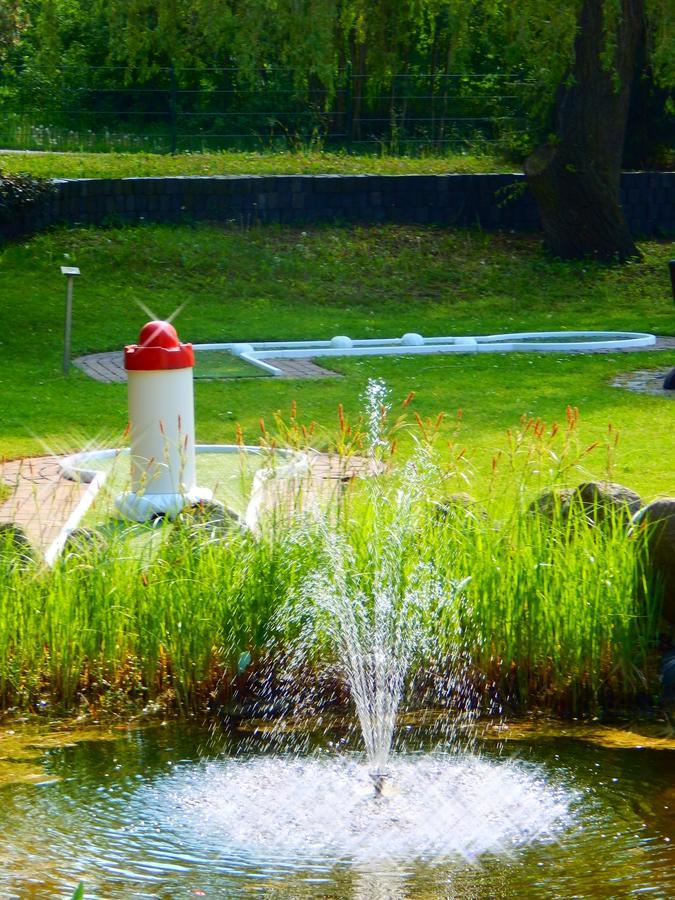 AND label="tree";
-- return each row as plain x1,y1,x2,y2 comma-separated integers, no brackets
0,1,27,63
518,0,673,261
